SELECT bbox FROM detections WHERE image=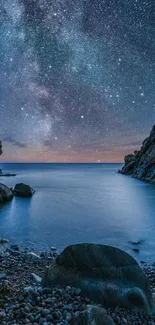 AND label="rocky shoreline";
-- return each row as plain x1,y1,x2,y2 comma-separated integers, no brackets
119,124,155,184
0,241,155,325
